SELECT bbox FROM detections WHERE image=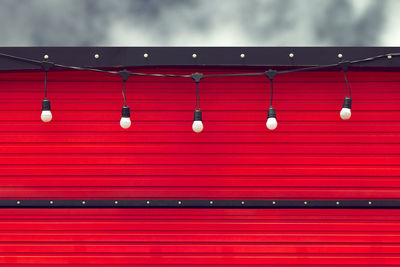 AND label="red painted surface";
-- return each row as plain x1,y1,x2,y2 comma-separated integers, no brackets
0,69,399,199
1,209,400,265
0,68,400,264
